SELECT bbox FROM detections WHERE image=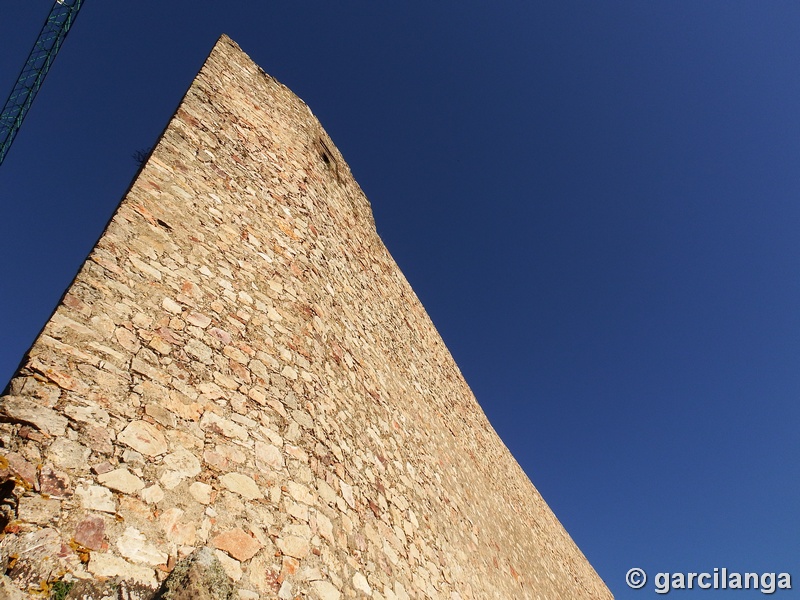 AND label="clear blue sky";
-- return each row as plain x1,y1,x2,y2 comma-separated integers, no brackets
1,2,799,597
